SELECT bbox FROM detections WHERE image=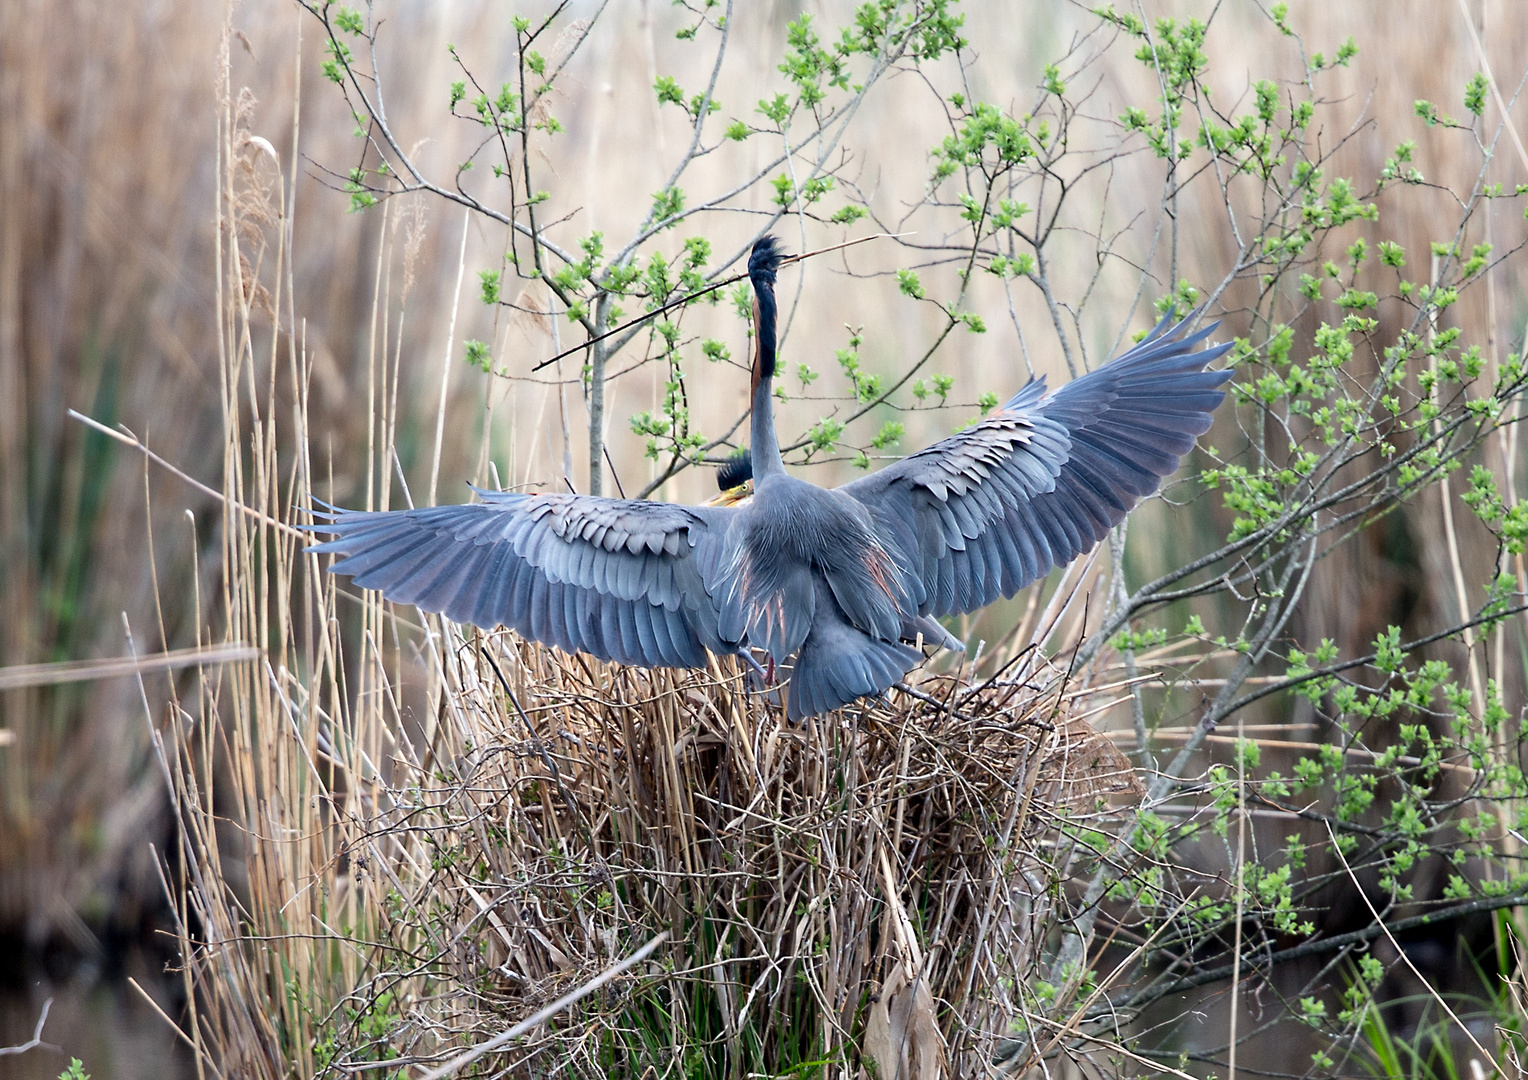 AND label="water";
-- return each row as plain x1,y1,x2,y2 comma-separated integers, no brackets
0,950,192,1080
